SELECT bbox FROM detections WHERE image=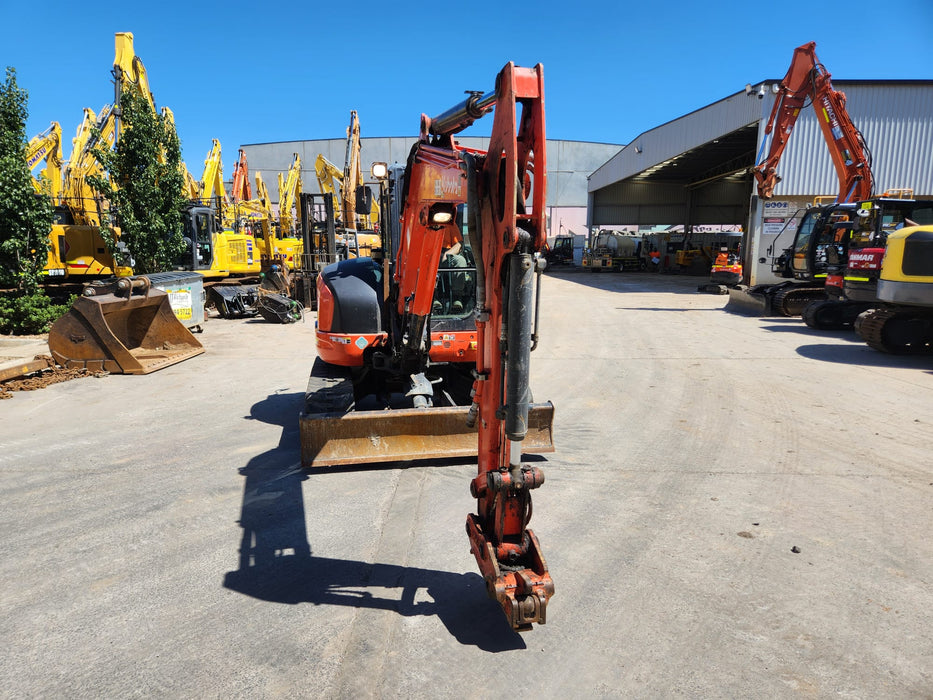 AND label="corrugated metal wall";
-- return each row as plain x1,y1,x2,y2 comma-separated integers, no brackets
593,179,747,225
769,82,933,197
692,180,748,225
593,181,685,224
